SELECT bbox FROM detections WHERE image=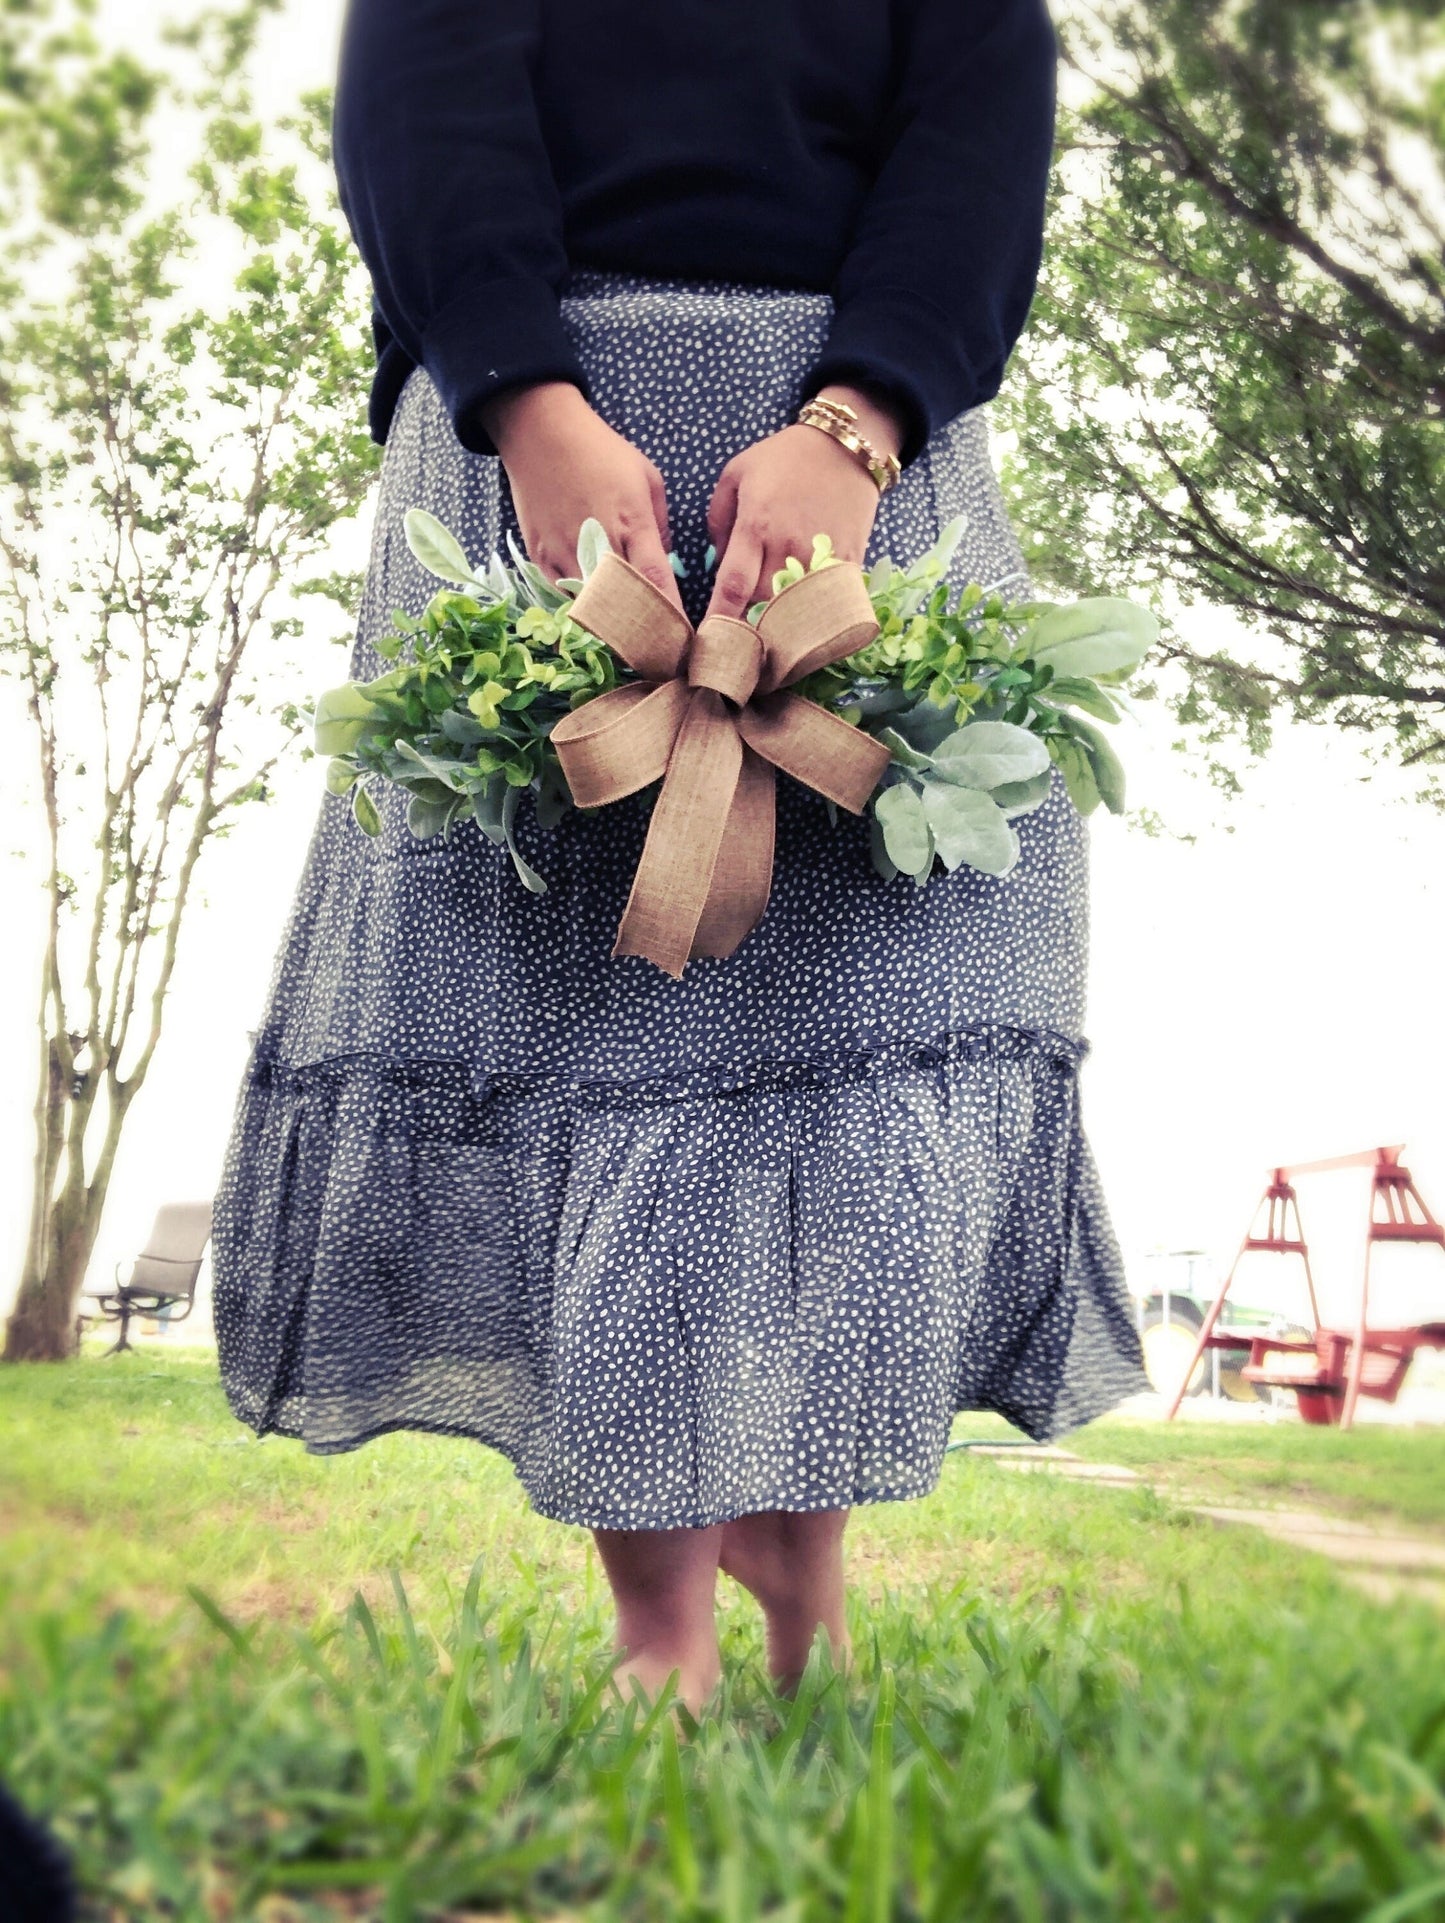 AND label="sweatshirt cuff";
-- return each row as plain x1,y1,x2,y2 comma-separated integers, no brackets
800,289,984,471
419,274,592,459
